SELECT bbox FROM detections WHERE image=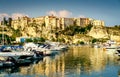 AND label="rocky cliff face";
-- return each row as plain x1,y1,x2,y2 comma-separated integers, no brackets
1,24,120,43
106,27,120,41
88,26,120,41
88,26,108,39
